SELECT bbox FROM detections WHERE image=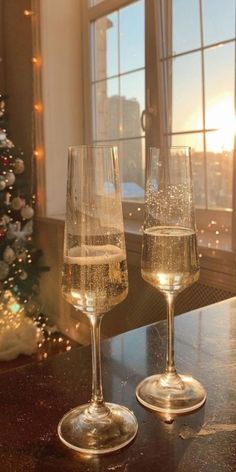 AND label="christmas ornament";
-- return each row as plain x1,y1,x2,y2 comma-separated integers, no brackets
1,214,10,226
21,205,34,220
16,249,27,262
0,130,7,141
0,97,5,118
1,156,9,167
0,261,9,280
3,246,15,264
0,131,13,148
16,250,27,262
11,196,24,210
5,171,15,186
14,158,24,174
0,227,6,240
7,220,33,240
5,192,10,206
0,175,6,190
19,270,28,280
